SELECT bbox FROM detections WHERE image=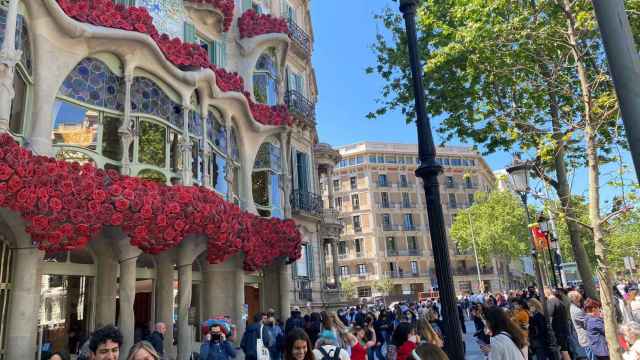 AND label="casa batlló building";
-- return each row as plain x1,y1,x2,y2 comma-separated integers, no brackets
0,0,340,358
